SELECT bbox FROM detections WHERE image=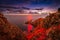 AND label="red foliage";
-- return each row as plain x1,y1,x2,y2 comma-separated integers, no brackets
28,24,33,33
27,26,47,40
